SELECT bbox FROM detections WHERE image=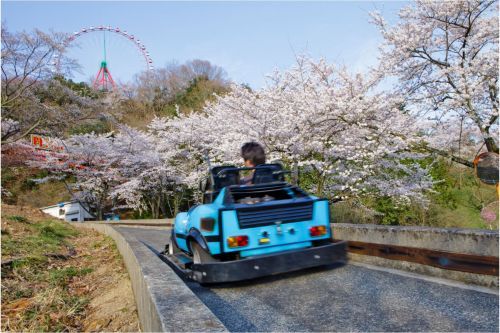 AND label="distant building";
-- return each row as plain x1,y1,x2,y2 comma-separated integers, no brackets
40,201,95,222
